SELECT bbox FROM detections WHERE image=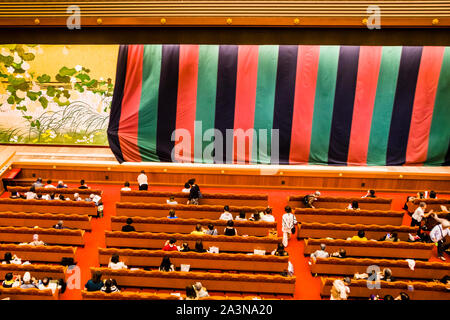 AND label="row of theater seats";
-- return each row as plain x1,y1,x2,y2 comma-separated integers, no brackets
292,195,450,300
